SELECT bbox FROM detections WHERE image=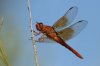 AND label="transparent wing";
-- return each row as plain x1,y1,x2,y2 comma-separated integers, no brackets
53,6,78,31
57,20,88,41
